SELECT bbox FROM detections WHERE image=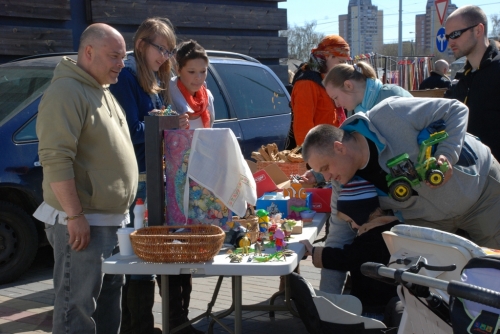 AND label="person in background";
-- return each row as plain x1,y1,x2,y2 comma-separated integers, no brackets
419,59,451,90
109,17,191,334
300,178,399,321
323,61,412,118
299,61,411,294
169,39,214,129
34,23,137,333
290,35,351,146
444,5,500,159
